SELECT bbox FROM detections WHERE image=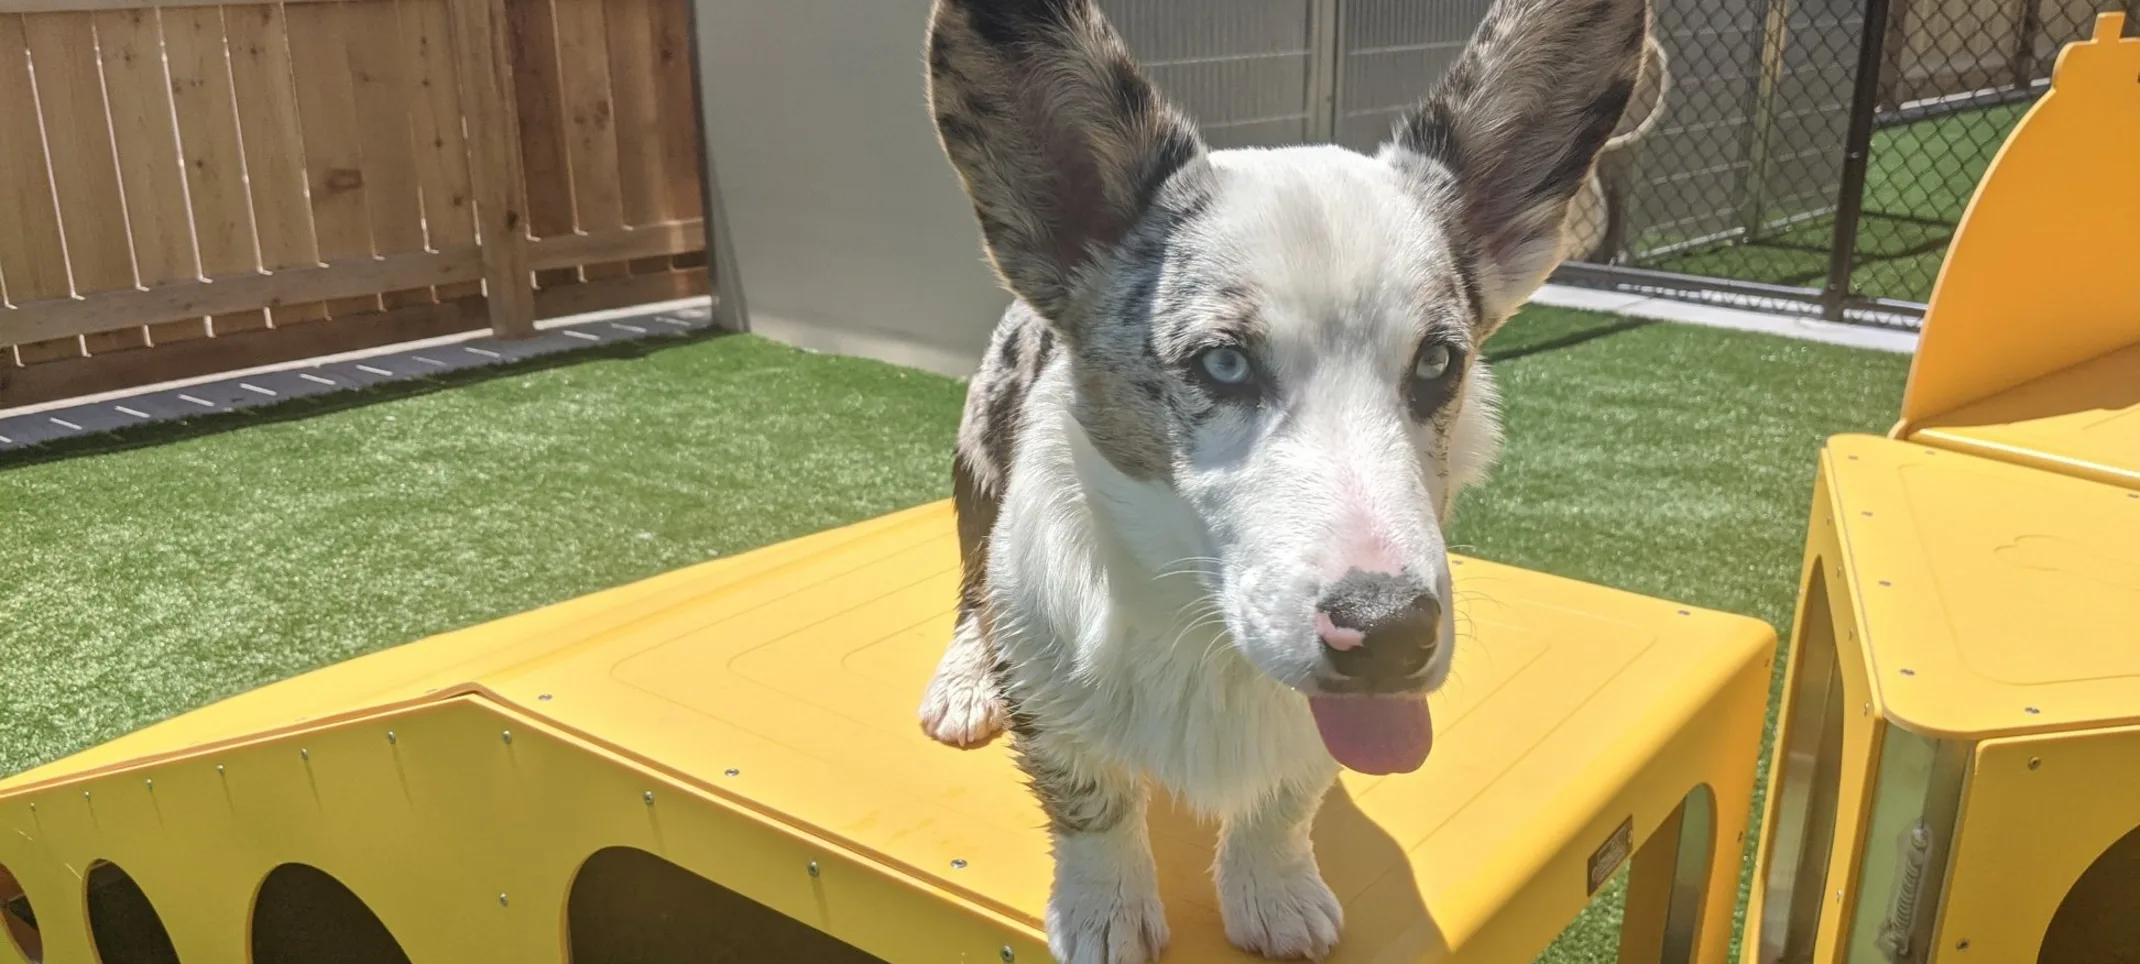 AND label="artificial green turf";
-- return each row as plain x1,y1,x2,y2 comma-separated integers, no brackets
0,308,1913,961
1643,101,2028,304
